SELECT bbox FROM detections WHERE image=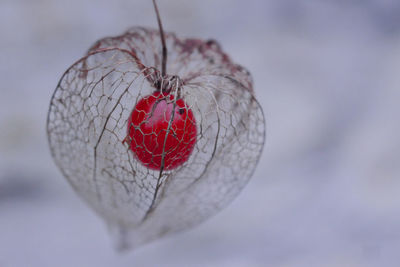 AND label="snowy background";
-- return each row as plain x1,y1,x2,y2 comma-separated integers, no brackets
1,0,400,266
